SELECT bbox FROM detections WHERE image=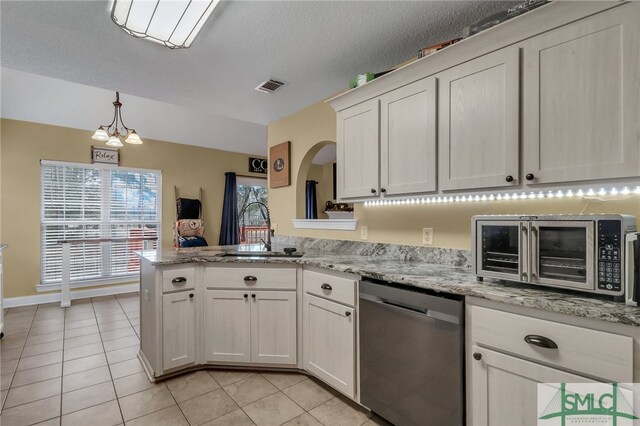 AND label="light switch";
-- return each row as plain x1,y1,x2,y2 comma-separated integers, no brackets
361,226,368,240
423,228,433,245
